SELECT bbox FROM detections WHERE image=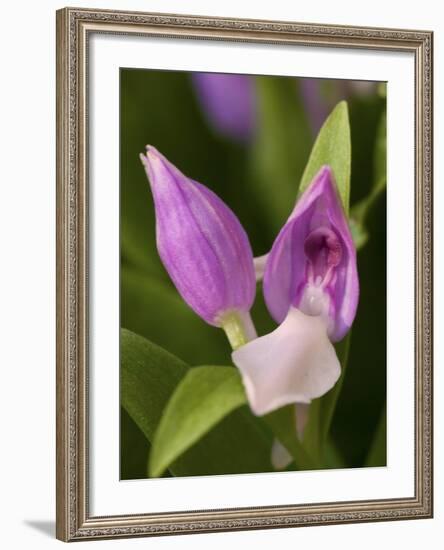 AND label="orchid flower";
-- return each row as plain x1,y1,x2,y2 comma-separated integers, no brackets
140,146,257,346
191,73,255,142
232,166,359,416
